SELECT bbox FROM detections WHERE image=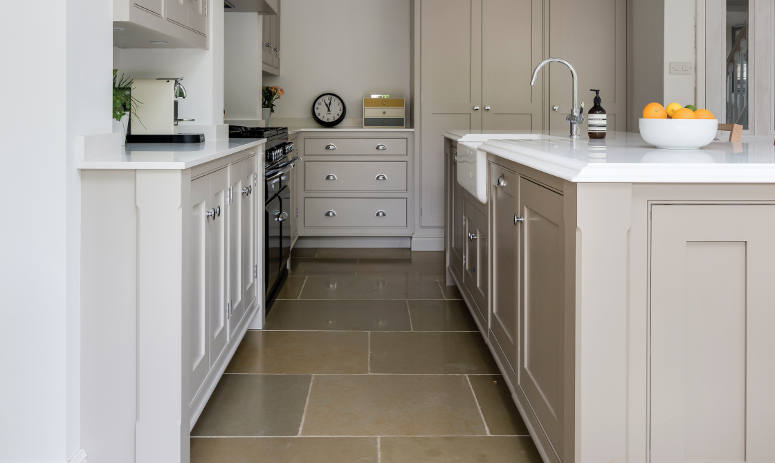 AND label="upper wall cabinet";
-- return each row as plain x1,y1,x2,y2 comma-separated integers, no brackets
262,0,281,75
113,0,208,49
